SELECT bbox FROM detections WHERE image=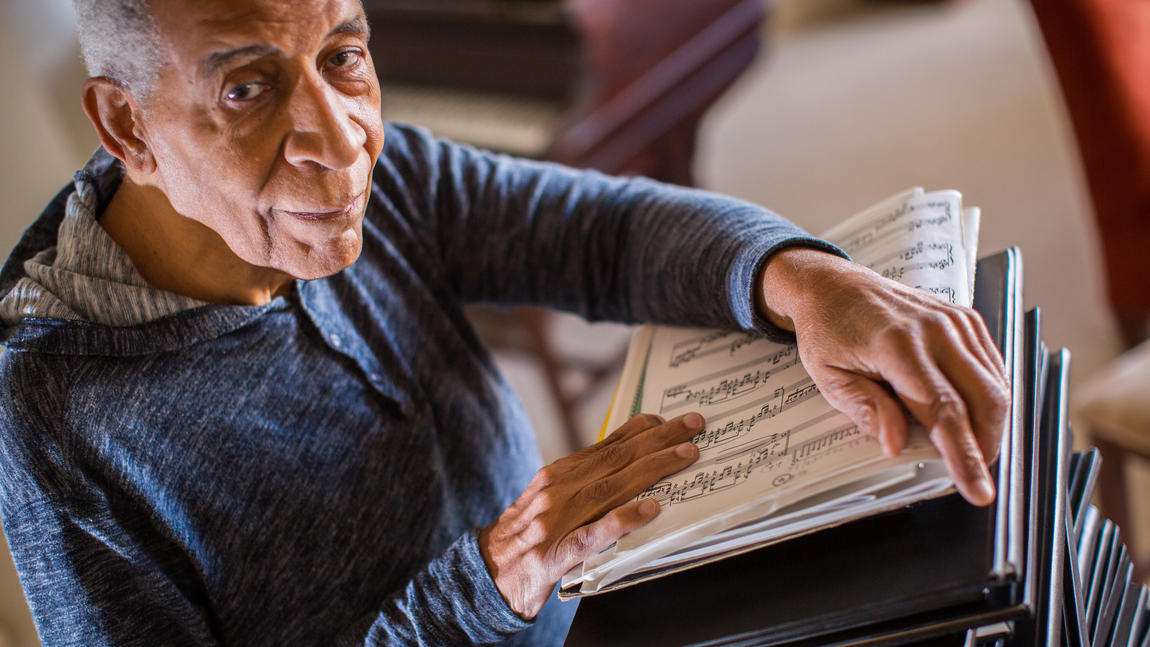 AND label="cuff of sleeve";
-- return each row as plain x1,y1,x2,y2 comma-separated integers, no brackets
730,236,851,343
452,528,534,639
